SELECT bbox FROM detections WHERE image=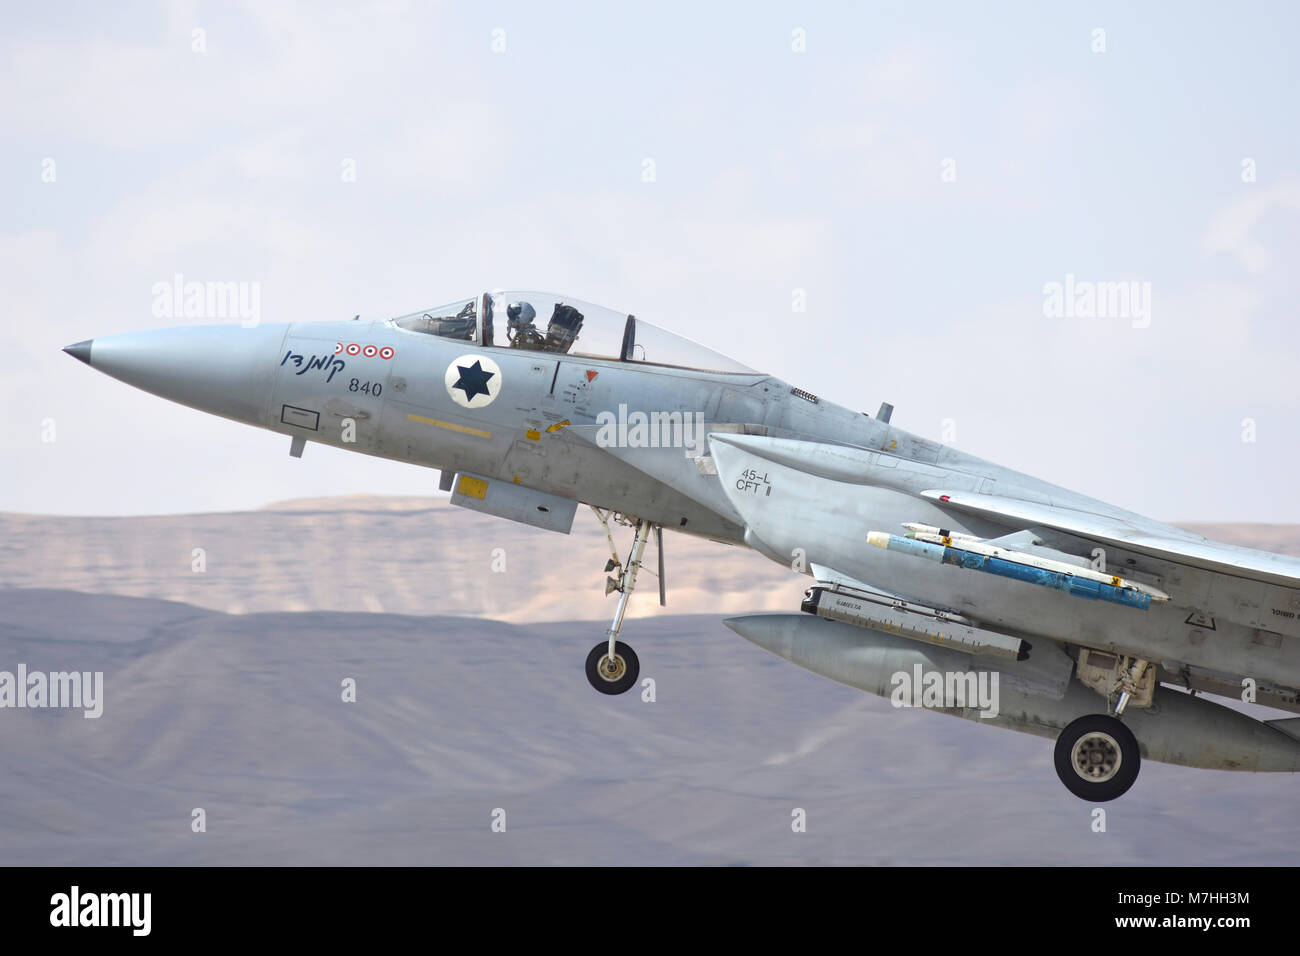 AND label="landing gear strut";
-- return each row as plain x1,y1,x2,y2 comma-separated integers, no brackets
585,512,654,695
1053,714,1141,801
